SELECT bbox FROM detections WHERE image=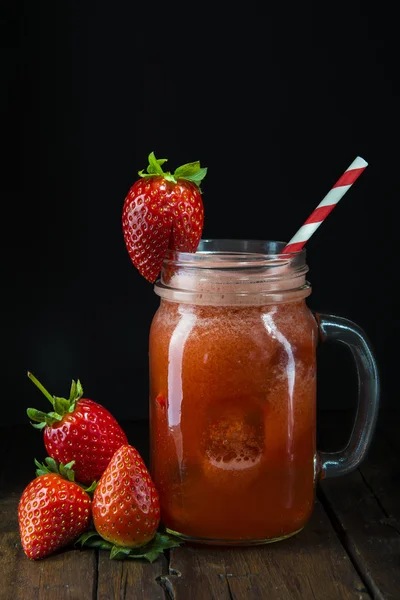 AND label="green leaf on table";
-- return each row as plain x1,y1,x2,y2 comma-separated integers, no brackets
75,530,182,563
110,545,131,560
75,530,114,551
